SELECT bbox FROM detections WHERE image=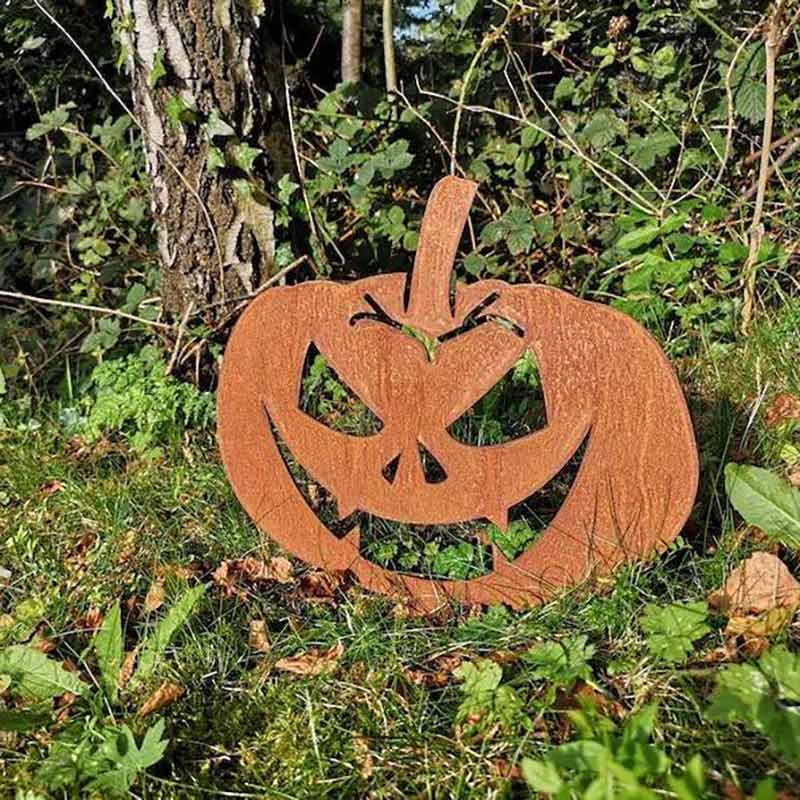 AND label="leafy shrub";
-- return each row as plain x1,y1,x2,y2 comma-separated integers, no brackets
84,346,215,453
